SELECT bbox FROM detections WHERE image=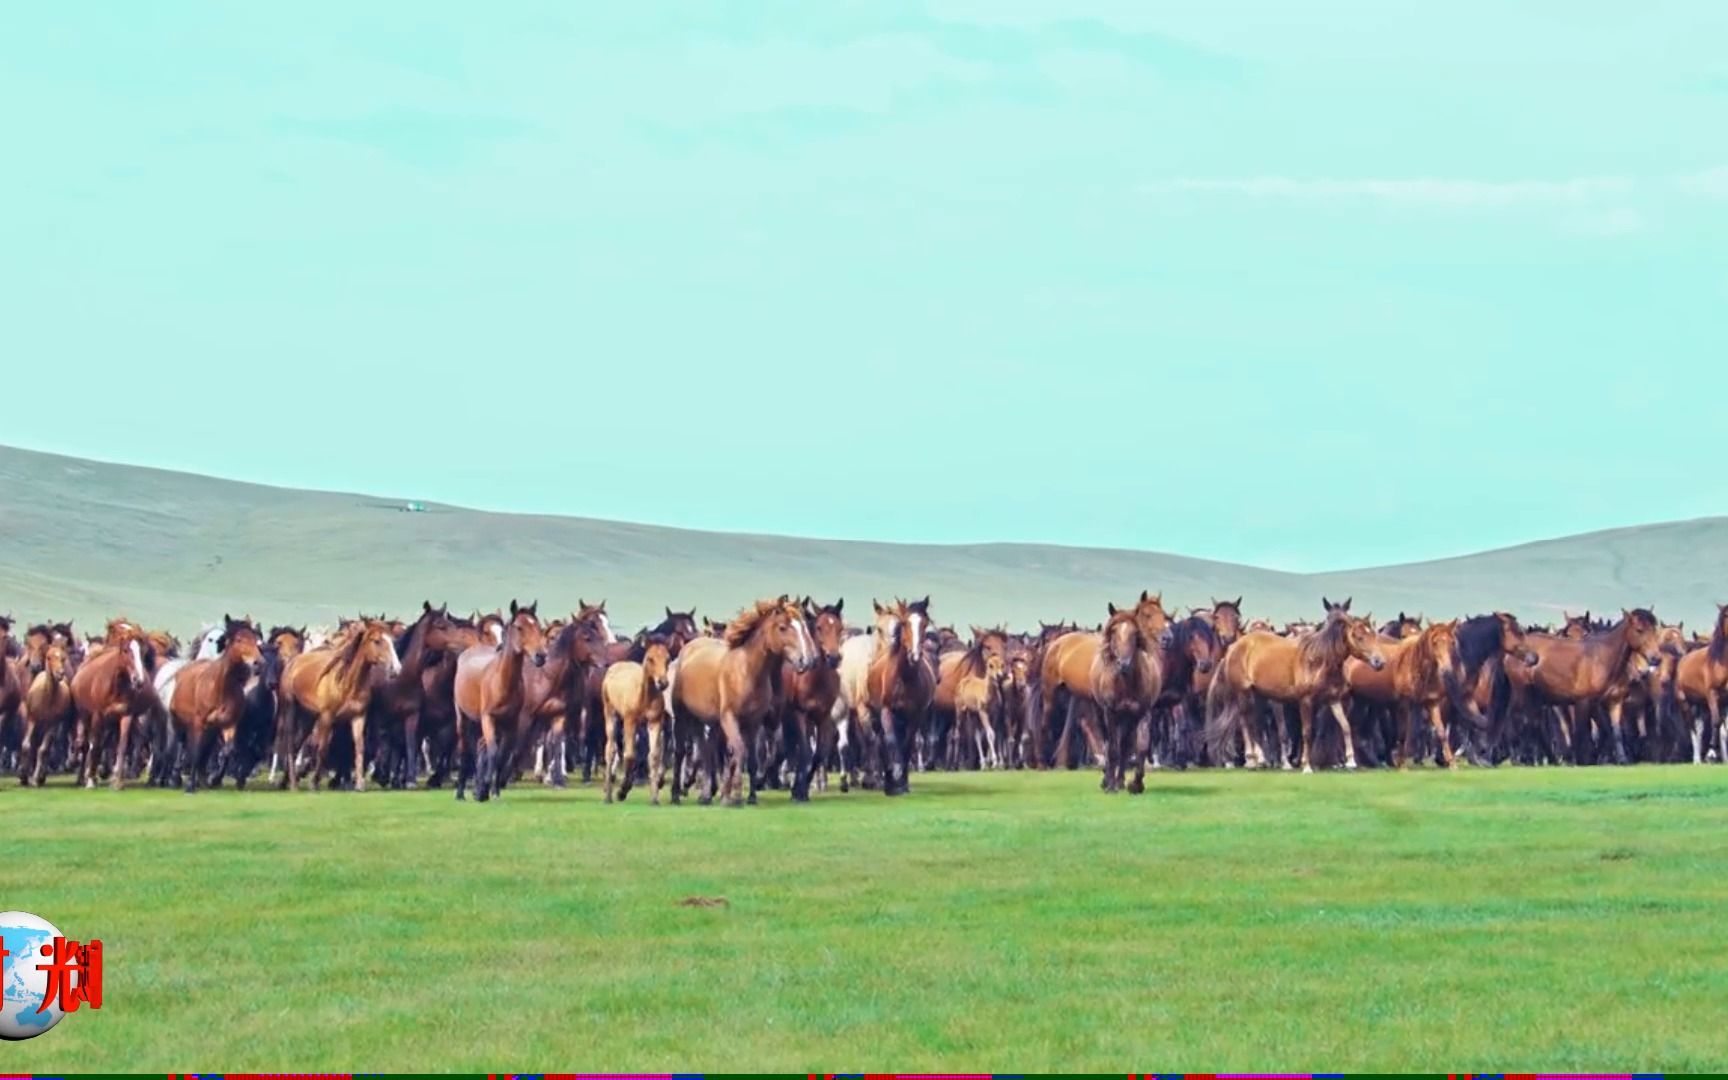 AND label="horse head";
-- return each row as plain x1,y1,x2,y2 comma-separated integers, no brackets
804,597,847,669
641,633,673,692
221,614,266,679
1102,603,1145,677
506,600,548,668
